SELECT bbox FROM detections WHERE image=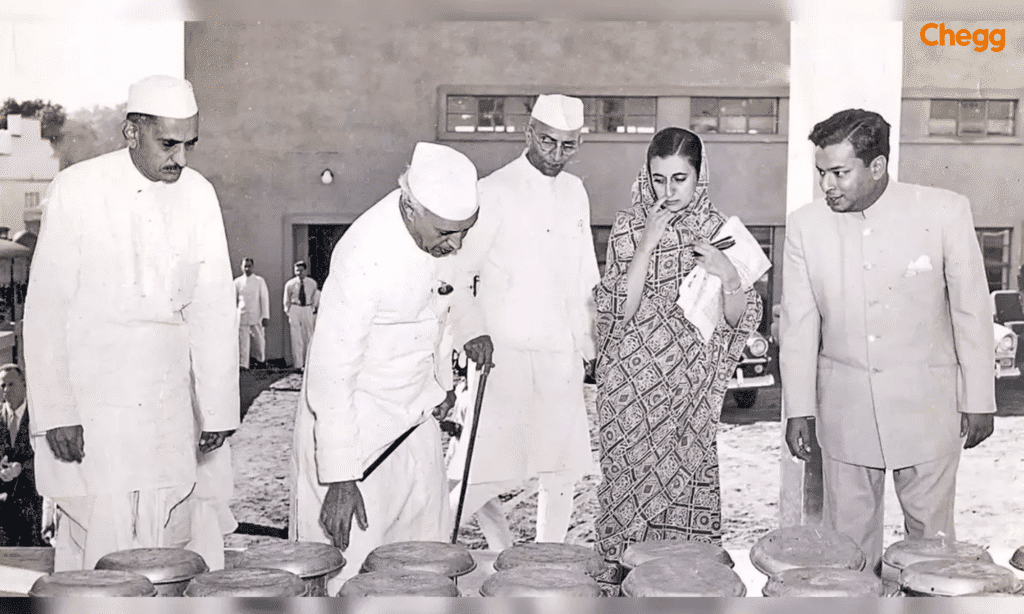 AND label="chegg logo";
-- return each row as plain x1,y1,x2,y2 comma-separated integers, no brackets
920,23,1005,52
